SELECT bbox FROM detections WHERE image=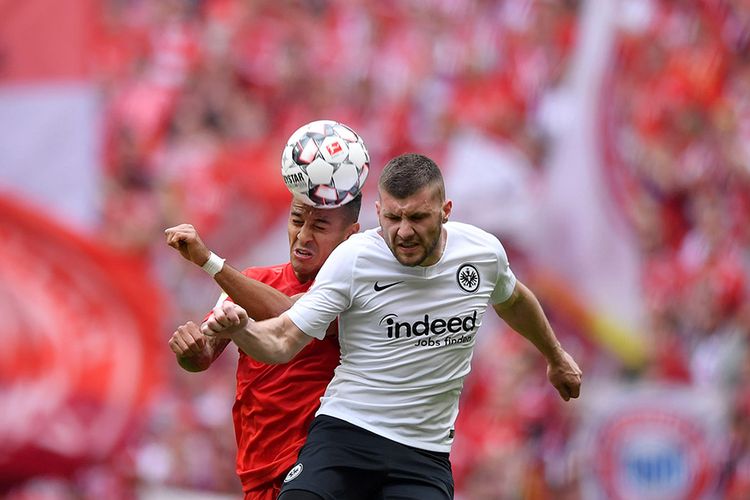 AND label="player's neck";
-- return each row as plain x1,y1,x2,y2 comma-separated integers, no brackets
419,227,448,267
289,264,316,285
